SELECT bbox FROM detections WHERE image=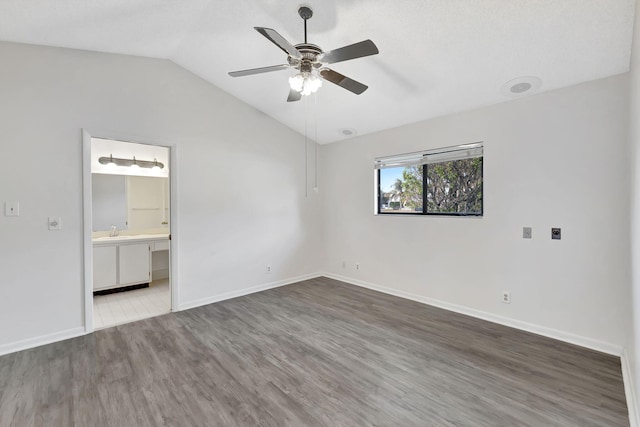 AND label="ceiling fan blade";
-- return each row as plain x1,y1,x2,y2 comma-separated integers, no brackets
320,39,379,64
254,27,302,59
319,69,368,95
228,64,290,77
287,88,302,102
